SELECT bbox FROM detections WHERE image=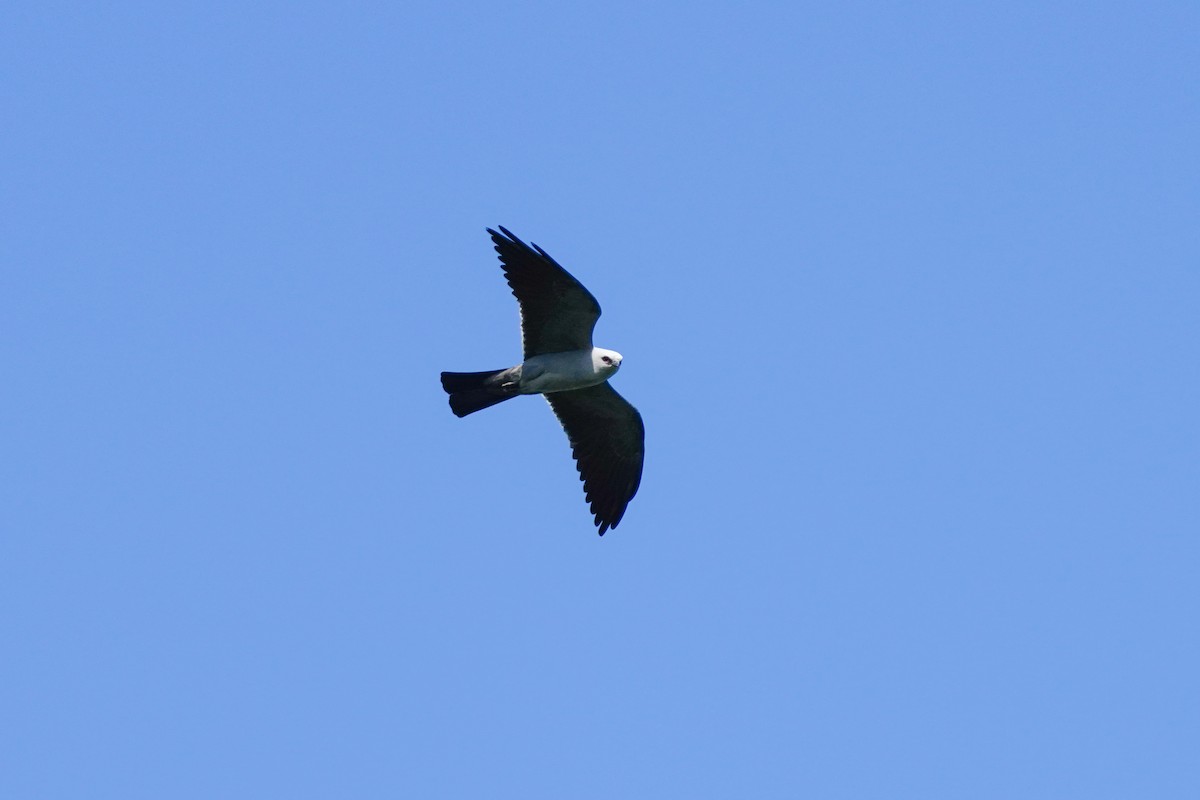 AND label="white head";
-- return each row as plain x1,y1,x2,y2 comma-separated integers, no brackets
593,347,624,376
